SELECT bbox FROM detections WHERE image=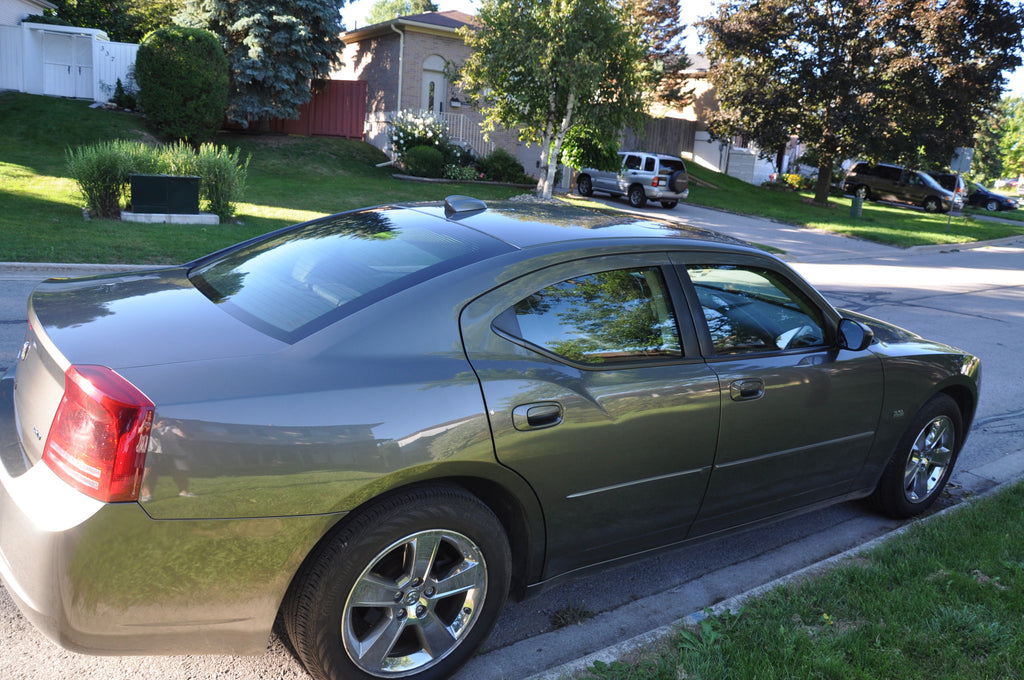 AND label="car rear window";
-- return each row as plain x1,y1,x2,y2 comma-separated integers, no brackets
658,159,685,175
189,208,501,342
